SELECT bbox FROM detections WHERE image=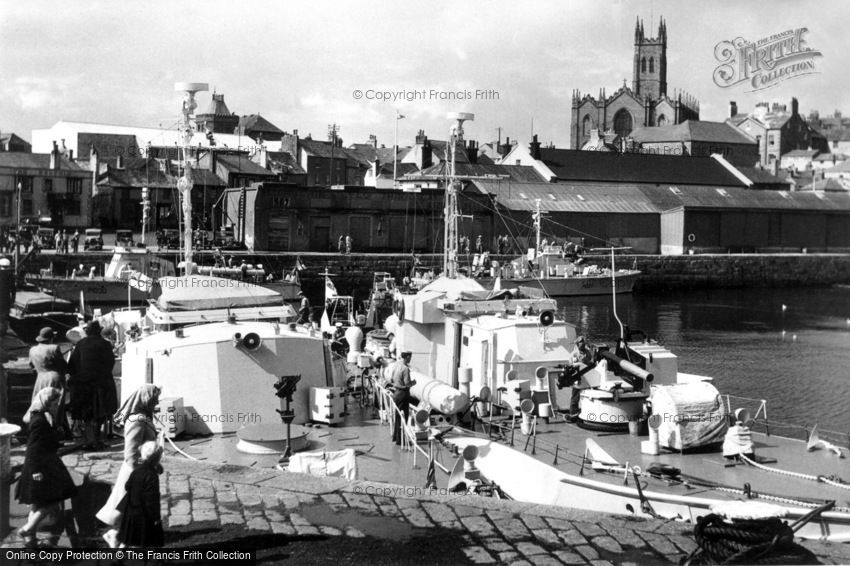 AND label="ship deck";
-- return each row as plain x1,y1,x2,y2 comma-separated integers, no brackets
479,414,850,509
